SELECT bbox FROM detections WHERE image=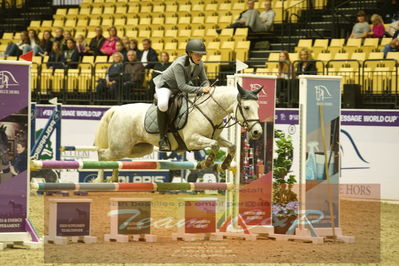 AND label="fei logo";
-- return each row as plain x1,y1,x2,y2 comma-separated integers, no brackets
0,71,19,89
250,83,267,96
315,85,332,103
